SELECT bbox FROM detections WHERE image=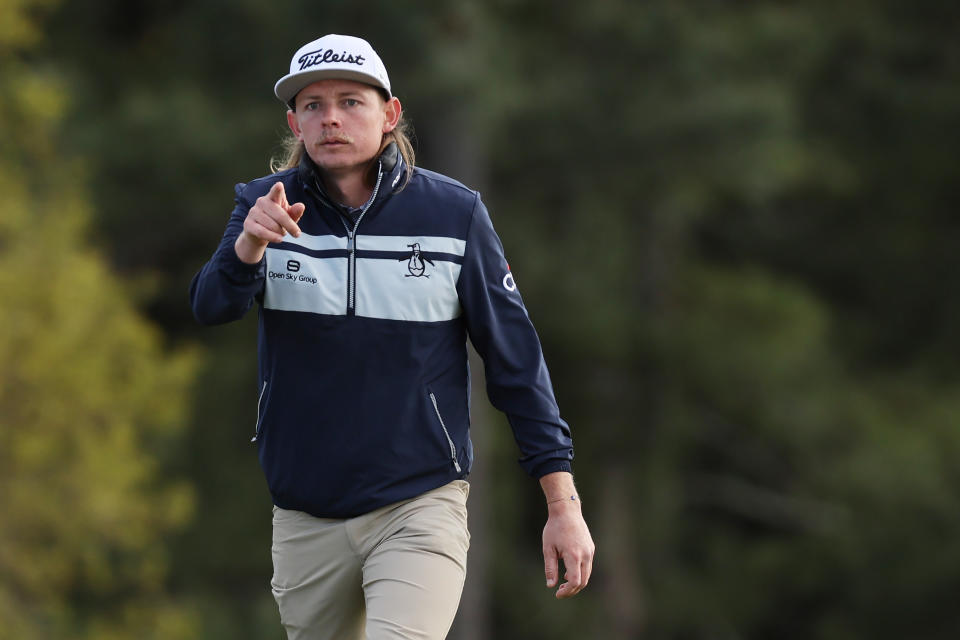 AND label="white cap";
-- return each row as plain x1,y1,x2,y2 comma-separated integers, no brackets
274,34,391,105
